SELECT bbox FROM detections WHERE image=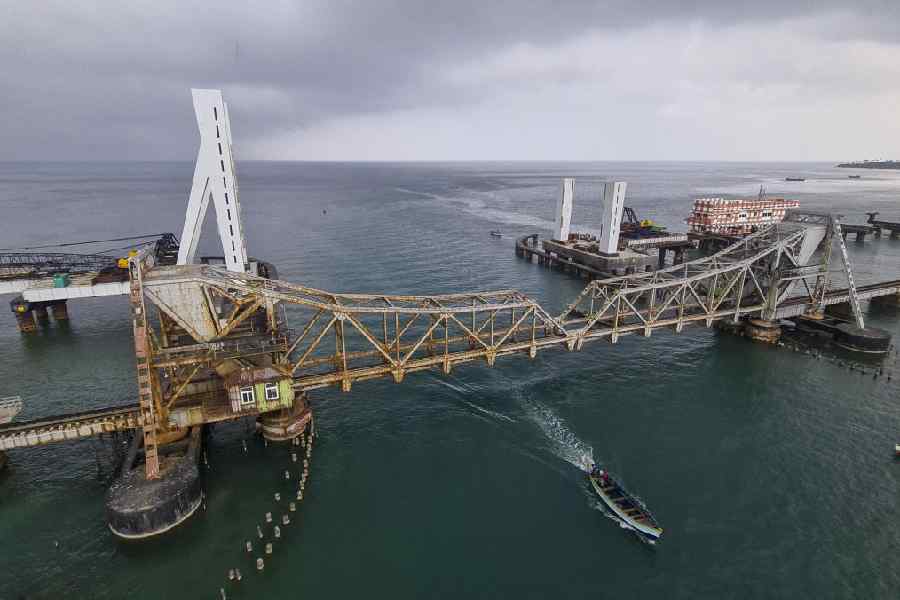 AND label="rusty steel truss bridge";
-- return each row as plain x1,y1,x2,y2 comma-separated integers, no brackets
5,90,900,489
4,216,900,473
